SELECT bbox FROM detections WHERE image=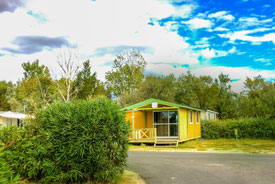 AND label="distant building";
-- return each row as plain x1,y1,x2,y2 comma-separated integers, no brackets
0,111,27,128
201,109,219,121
